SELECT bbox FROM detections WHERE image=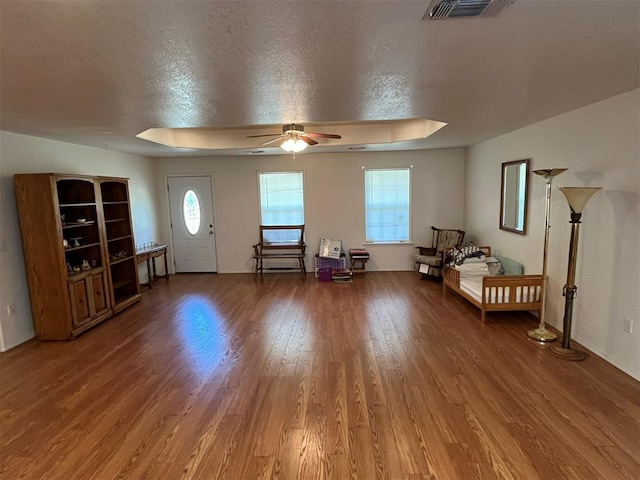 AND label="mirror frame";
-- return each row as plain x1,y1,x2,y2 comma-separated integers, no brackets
500,159,530,235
